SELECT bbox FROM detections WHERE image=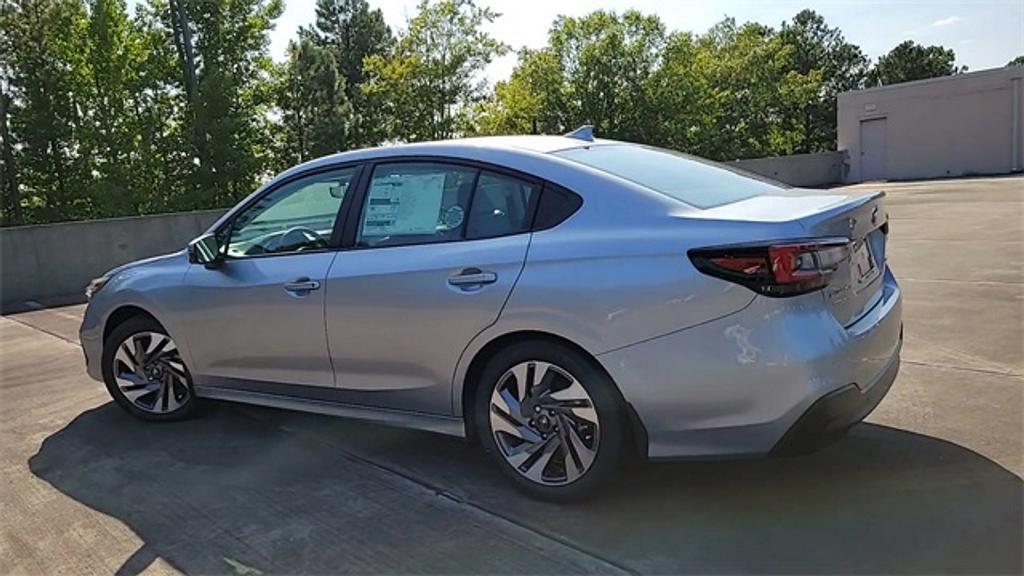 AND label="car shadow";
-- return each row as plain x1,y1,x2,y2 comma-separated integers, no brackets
30,402,1023,575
